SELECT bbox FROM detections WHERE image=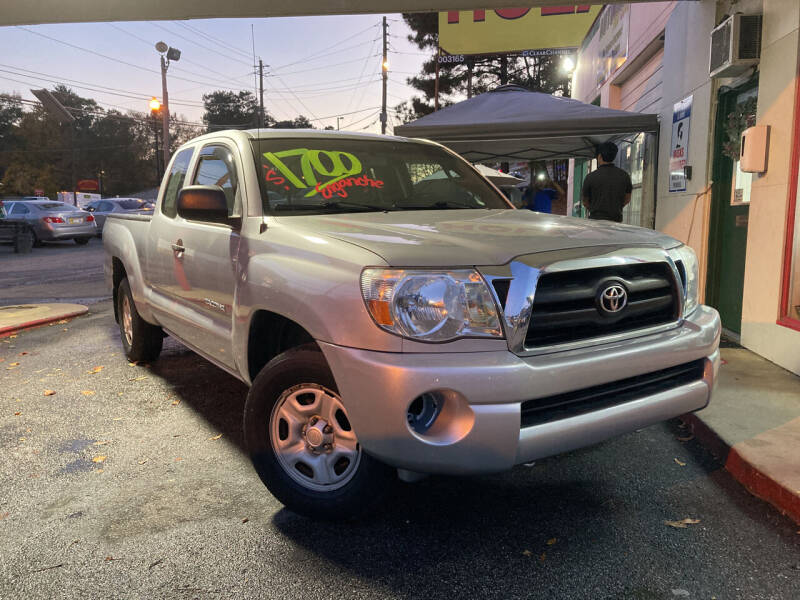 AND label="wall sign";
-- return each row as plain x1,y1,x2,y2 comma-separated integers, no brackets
438,6,600,56
669,95,692,193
